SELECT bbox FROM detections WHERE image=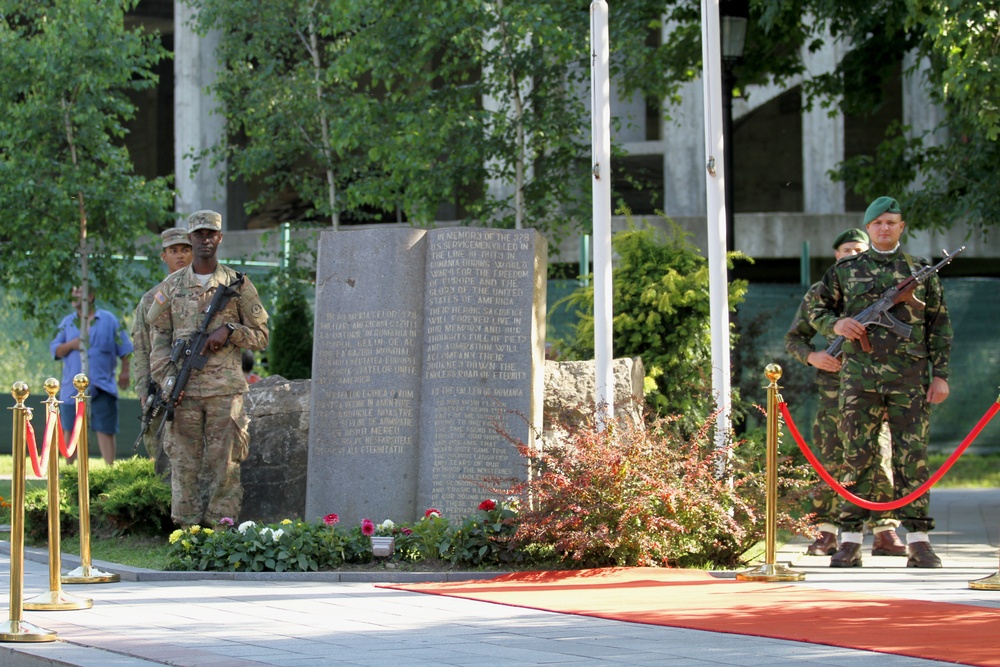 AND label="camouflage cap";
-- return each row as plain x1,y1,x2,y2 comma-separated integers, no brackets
160,227,191,249
187,210,222,233
863,196,902,226
832,228,869,250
